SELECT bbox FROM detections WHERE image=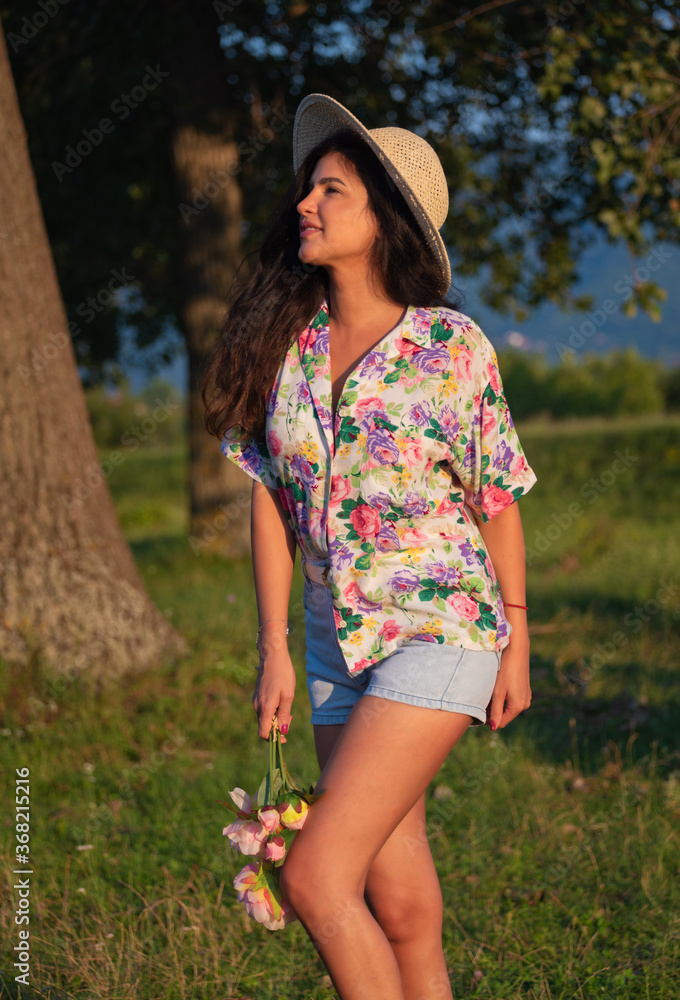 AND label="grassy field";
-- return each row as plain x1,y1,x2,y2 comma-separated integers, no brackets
1,414,679,1000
